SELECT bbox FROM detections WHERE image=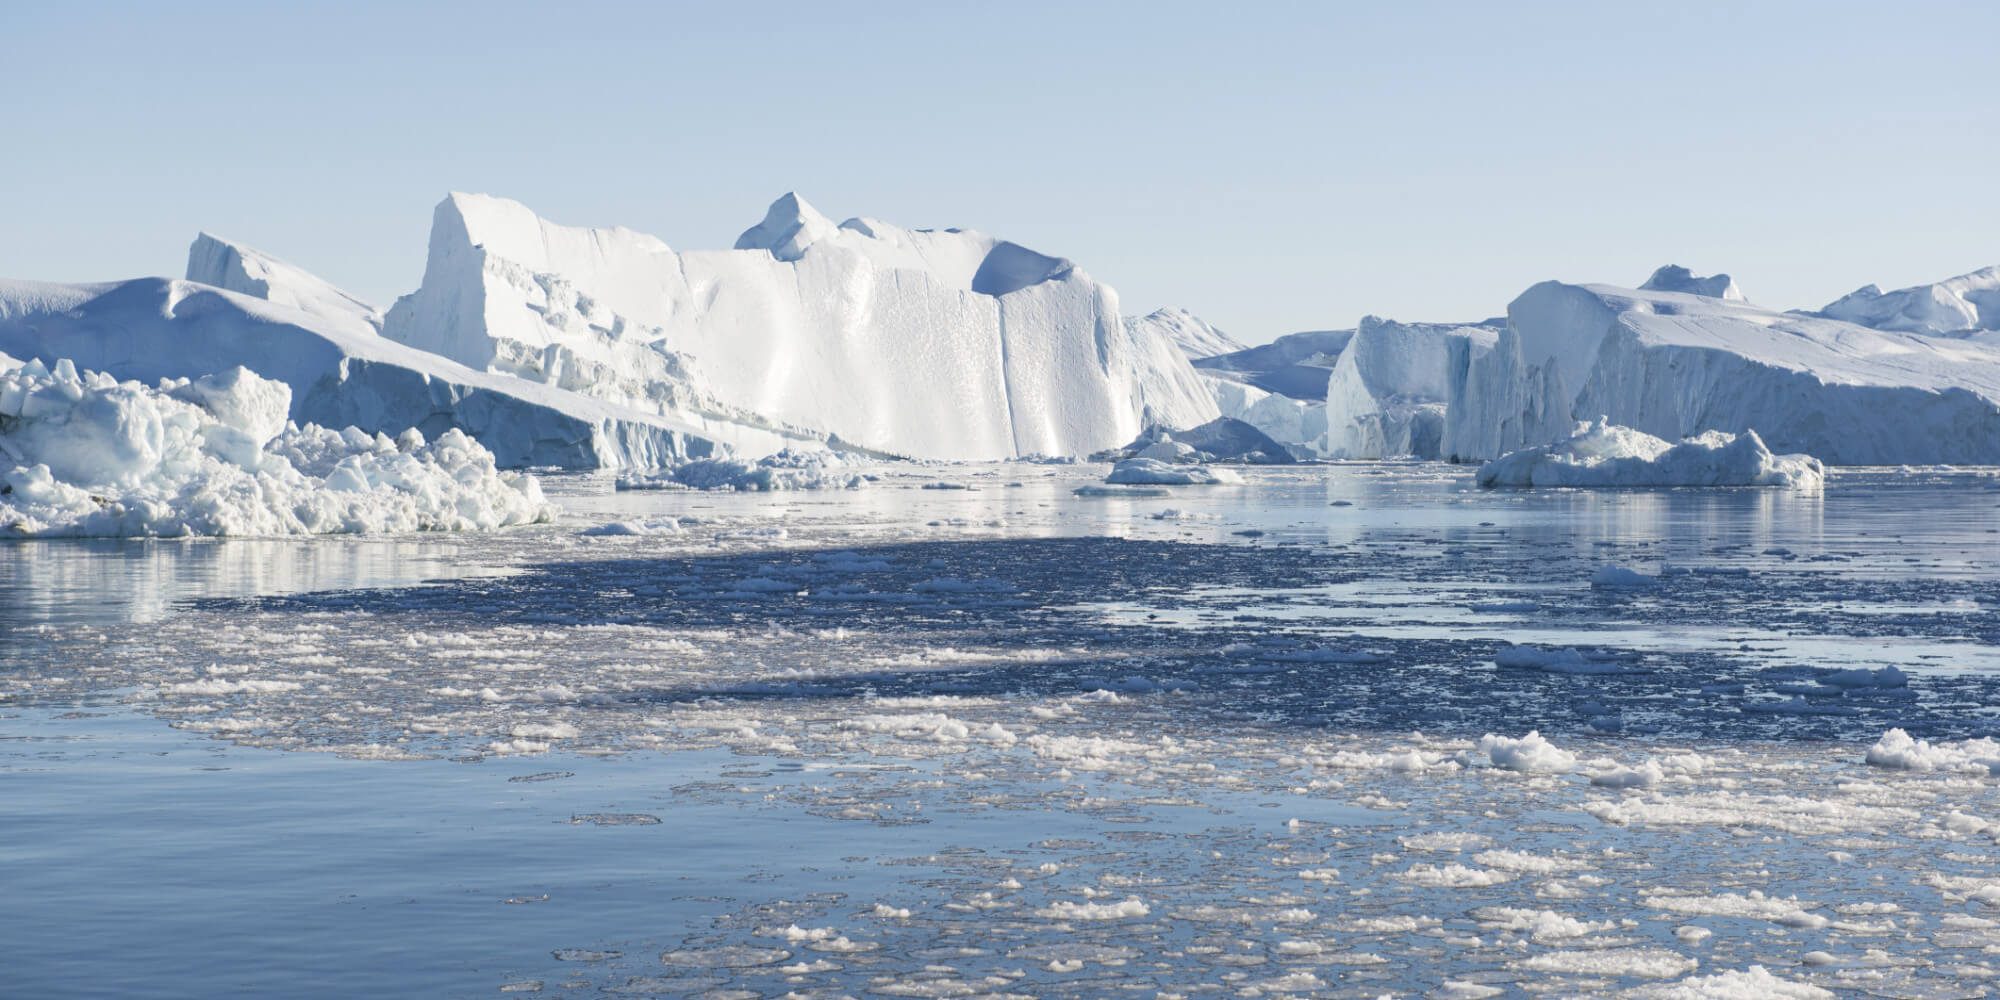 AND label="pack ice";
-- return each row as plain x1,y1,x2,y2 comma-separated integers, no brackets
1441,268,2000,465
0,355,554,537
382,192,1218,460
